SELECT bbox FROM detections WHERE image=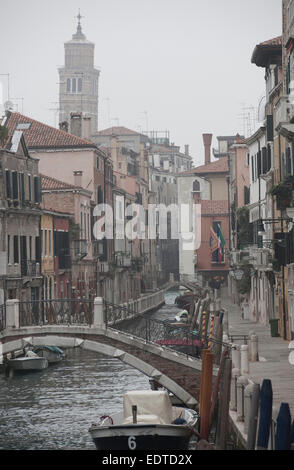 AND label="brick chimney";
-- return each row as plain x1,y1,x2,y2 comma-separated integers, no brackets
70,113,82,137
184,144,189,155
202,134,213,165
73,170,83,187
82,116,91,140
